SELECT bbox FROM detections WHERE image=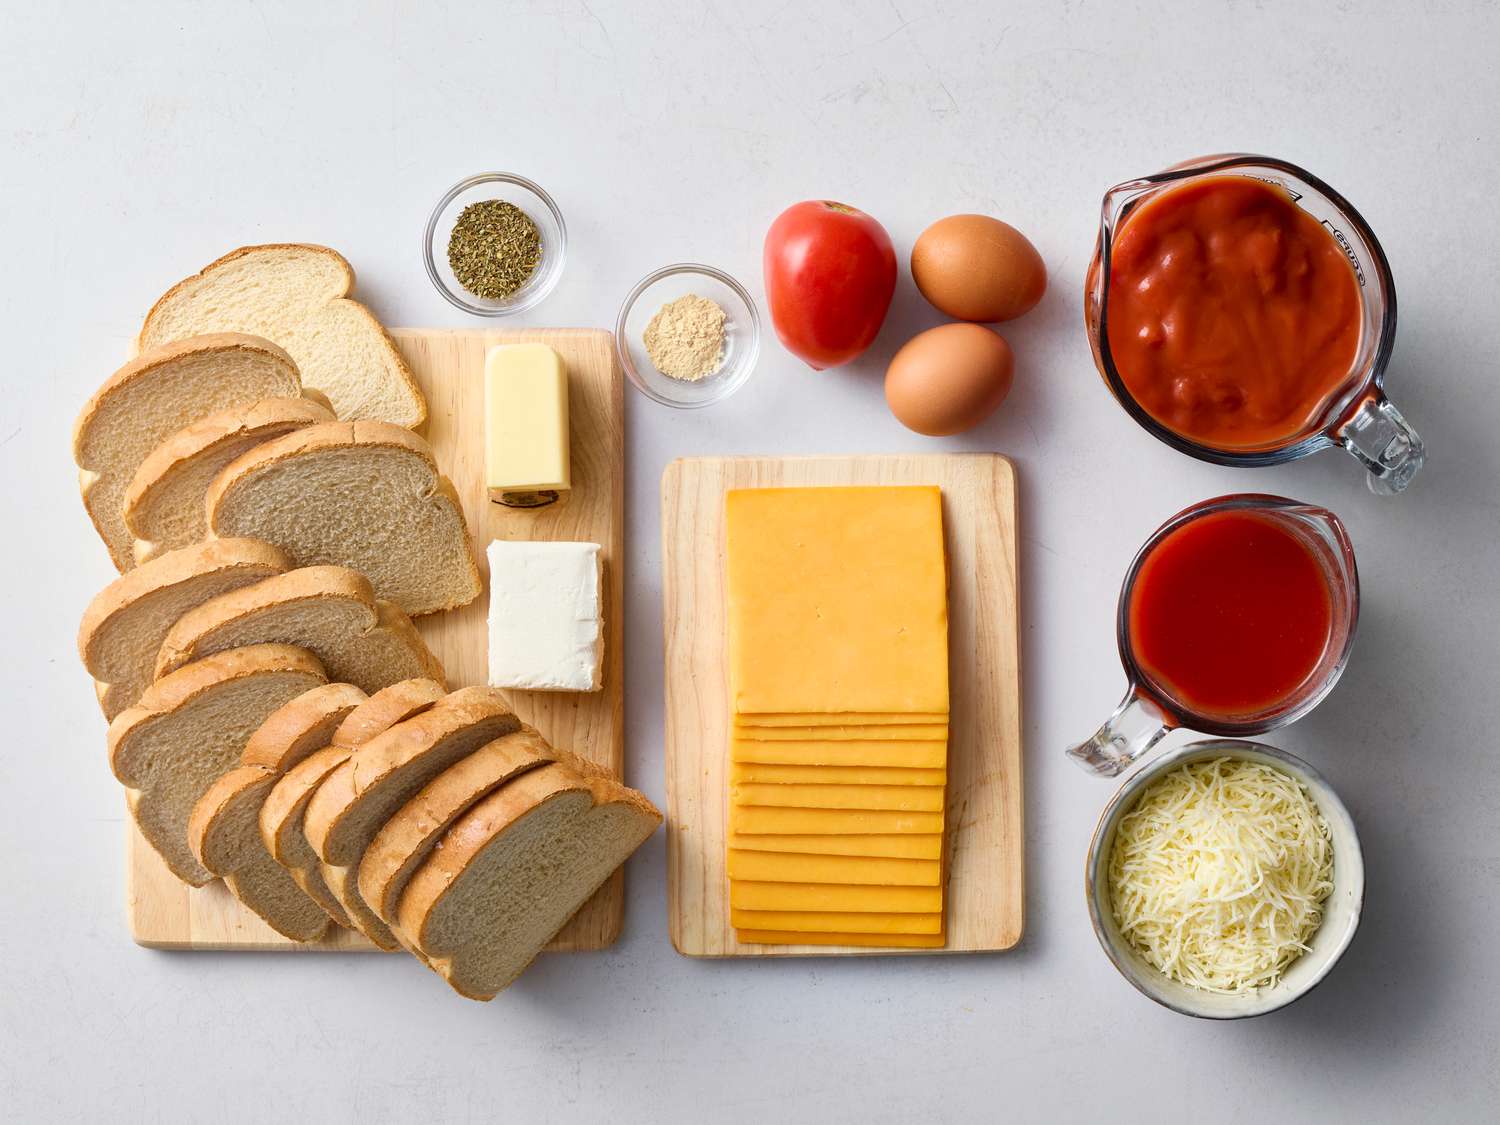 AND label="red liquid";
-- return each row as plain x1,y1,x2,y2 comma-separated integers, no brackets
1127,509,1333,720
